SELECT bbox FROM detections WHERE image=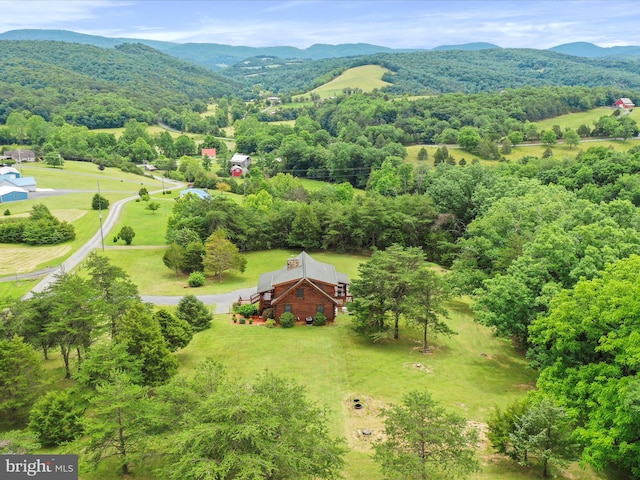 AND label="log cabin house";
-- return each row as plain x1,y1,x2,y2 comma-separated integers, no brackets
253,252,351,323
